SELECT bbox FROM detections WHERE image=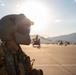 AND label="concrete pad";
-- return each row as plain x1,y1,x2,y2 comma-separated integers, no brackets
21,44,76,75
